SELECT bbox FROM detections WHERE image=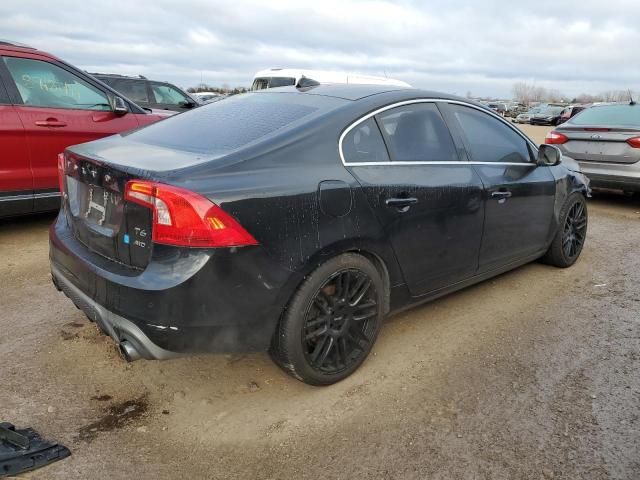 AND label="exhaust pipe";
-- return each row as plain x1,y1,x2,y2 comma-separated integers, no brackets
119,341,142,362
